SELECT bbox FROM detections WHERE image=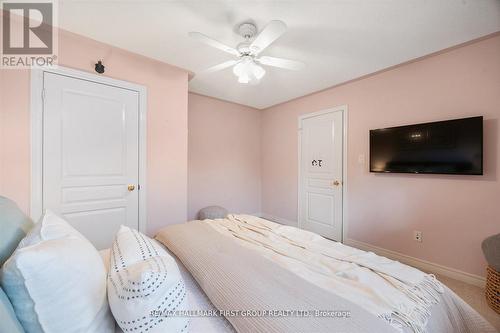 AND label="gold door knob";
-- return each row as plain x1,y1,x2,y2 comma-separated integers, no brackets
128,185,135,192
332,180,341,187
